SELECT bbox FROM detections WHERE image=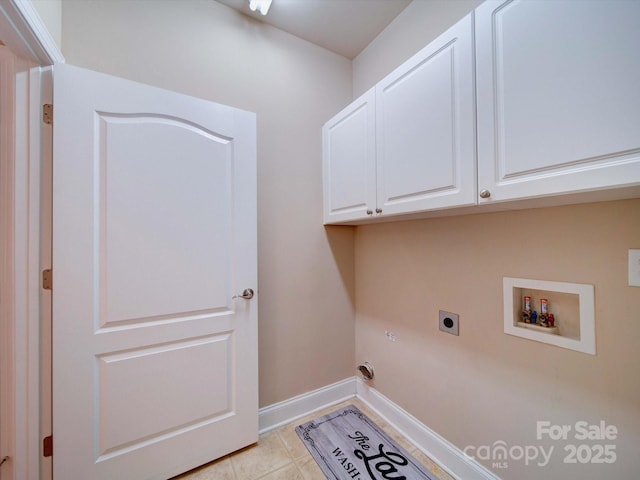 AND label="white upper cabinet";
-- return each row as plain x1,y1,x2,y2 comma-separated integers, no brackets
323,14,476,224
323,1,640,224
323,88,376,223
376,13,476,216
475,0,640,203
